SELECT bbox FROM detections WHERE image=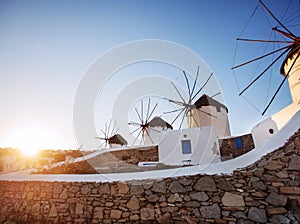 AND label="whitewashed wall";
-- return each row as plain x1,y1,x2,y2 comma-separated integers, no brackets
251,118,278,147
189,106,231,138
158,126,220,166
